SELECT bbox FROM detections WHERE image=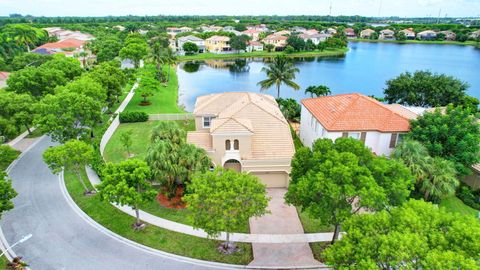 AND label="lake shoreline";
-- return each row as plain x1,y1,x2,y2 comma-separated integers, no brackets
351,38,480,47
